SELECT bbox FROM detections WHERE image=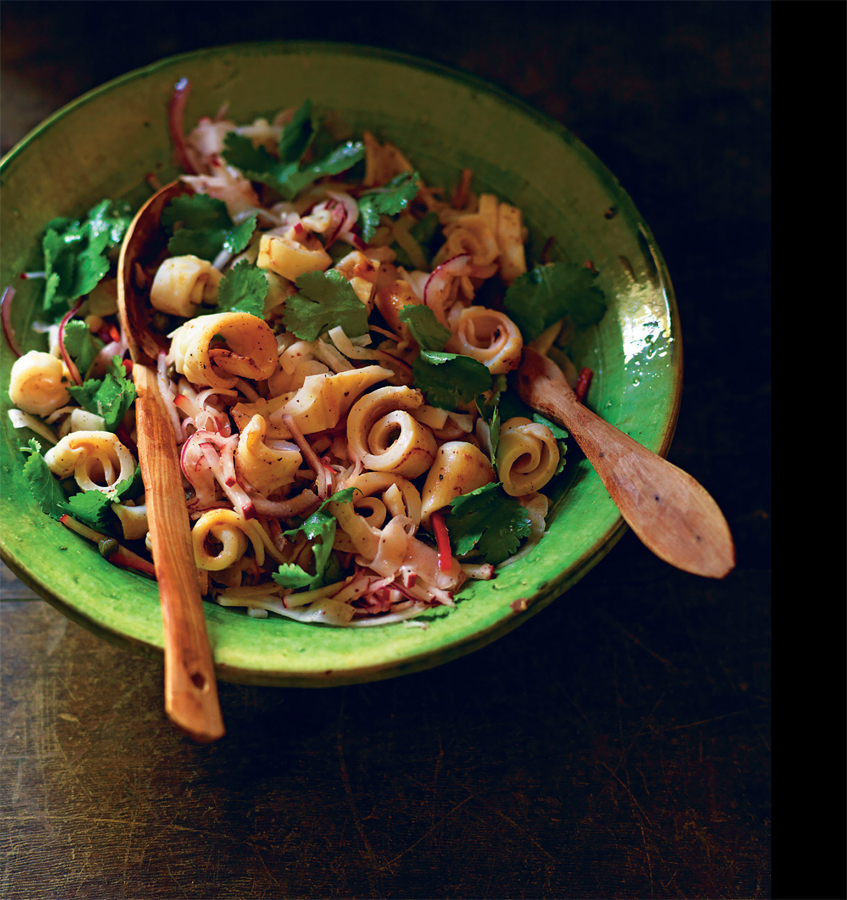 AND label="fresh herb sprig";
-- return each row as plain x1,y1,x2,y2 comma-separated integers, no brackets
222,100,365,201
161,194,257,262
66,356,137,432
213,259,269,319
272,488,357,591
21,438,139,533
443,482,533,566
502,262,607,342
40,199,133,320
398,304,492,409
357,170,421,242
61,319,104,379
282,270,369,341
